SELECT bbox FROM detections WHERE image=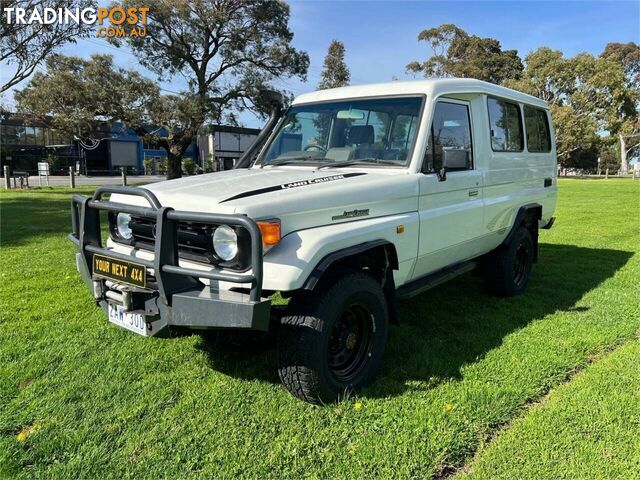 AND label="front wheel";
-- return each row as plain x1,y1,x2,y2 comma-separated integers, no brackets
277,272,388,404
